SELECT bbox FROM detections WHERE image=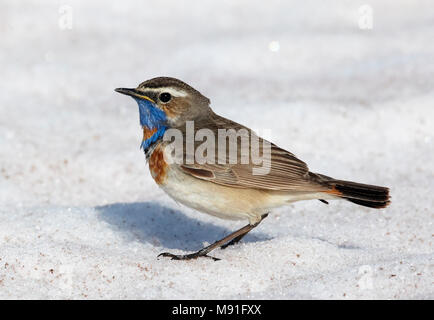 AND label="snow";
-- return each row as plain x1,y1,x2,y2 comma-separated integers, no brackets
1,0,433,299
